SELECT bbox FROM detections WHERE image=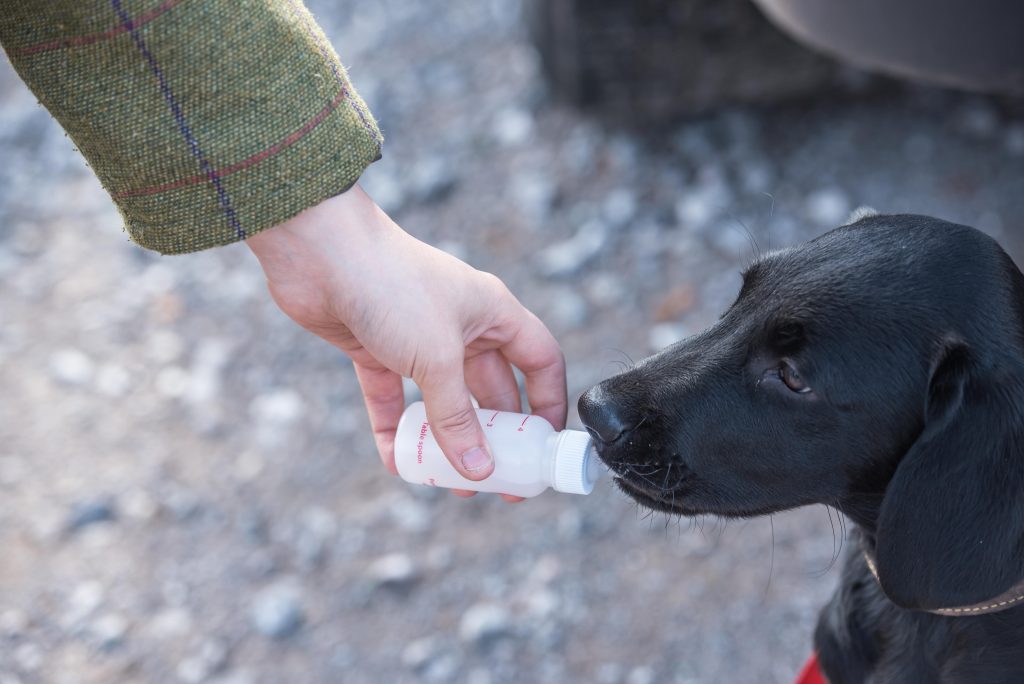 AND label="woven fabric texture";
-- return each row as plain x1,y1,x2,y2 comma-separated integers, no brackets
0,0,382,254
